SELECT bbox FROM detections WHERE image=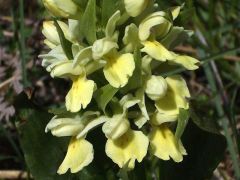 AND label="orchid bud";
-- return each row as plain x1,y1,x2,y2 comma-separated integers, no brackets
42,21,69,48
145,75,168,101
43,0,80,19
